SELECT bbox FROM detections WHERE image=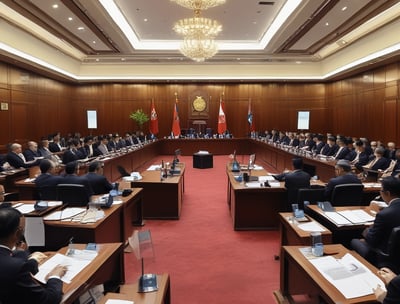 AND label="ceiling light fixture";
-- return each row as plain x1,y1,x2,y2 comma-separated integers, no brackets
171,0,225,62
171,0,225,10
